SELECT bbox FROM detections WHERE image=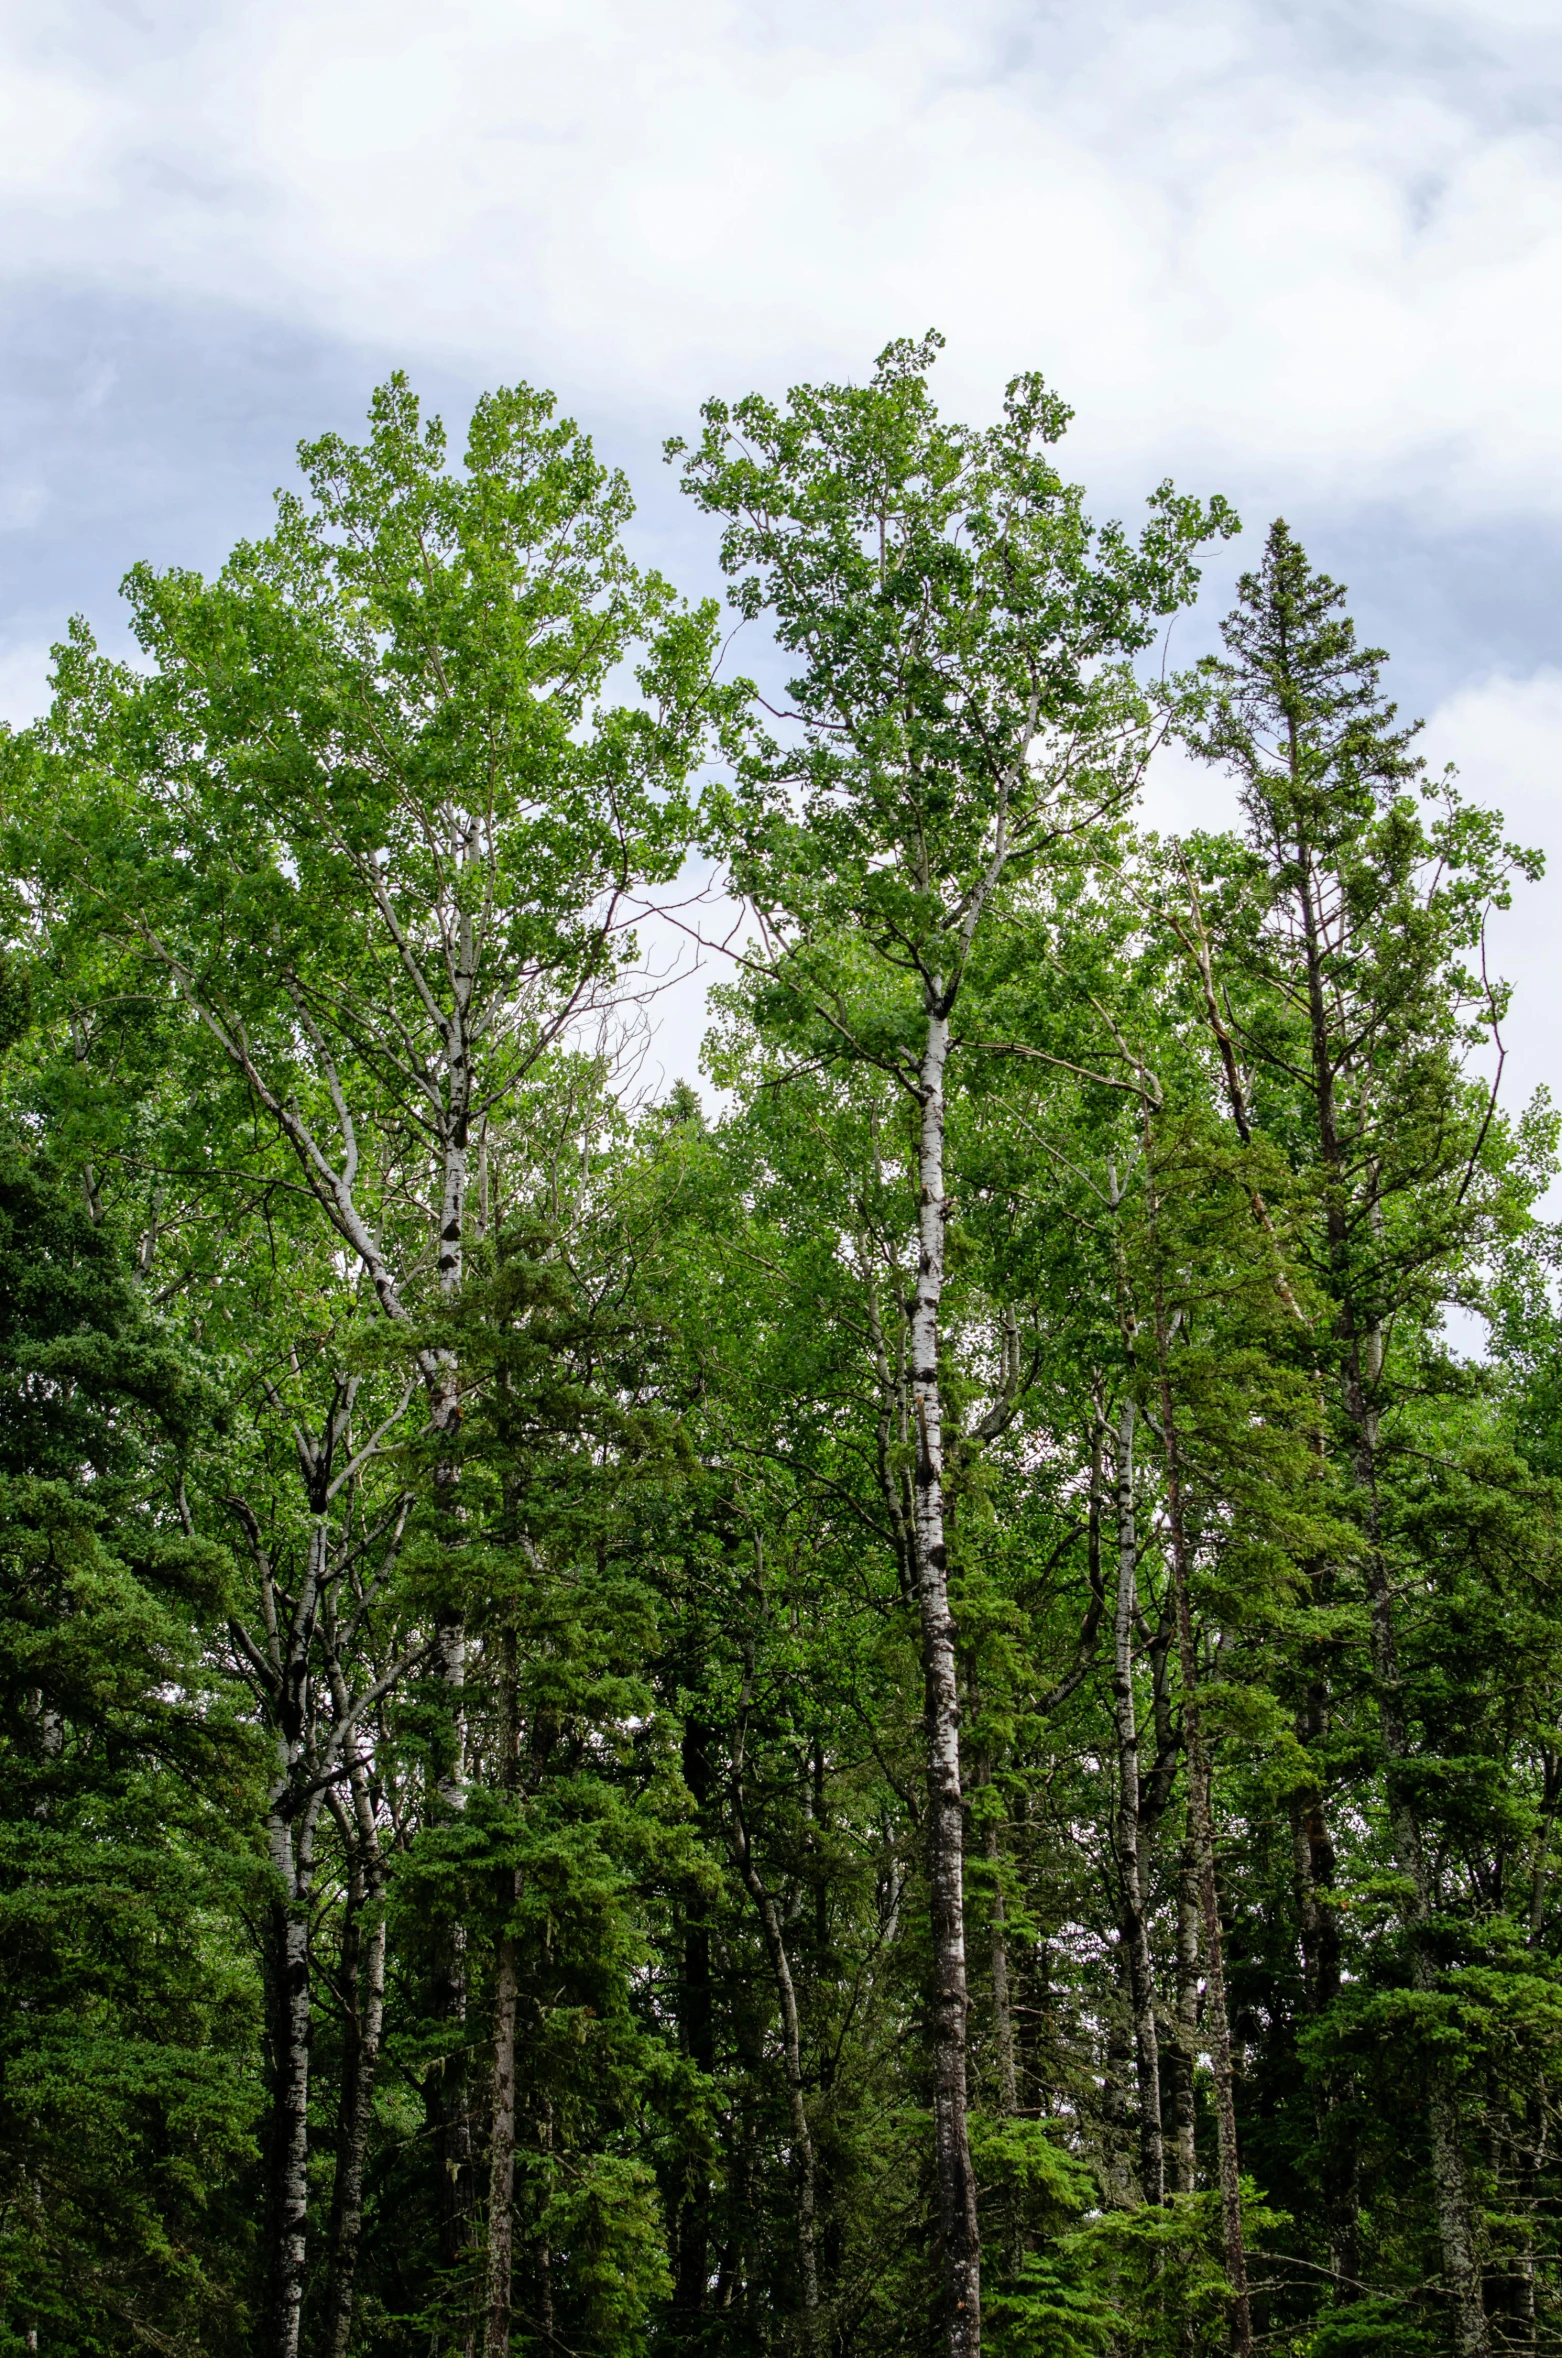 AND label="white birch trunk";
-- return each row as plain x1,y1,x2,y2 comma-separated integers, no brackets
268,1788,322,2358
910,1001,981,2358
